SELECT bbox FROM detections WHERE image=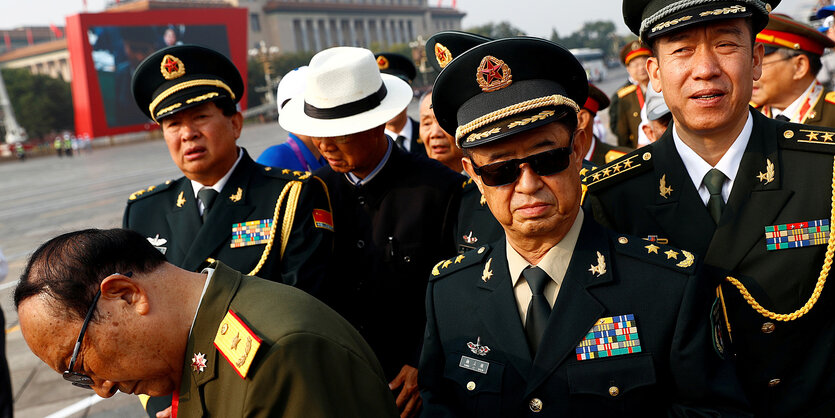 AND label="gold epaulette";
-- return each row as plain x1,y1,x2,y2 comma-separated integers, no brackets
430,245,491,281
462,178,474,189
617,84,638,99
582,149,654,191
604,150,628,163
826,91,835,105
778,122,835,154
612,234,697,274
127,179,174,202
214,310,262,379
